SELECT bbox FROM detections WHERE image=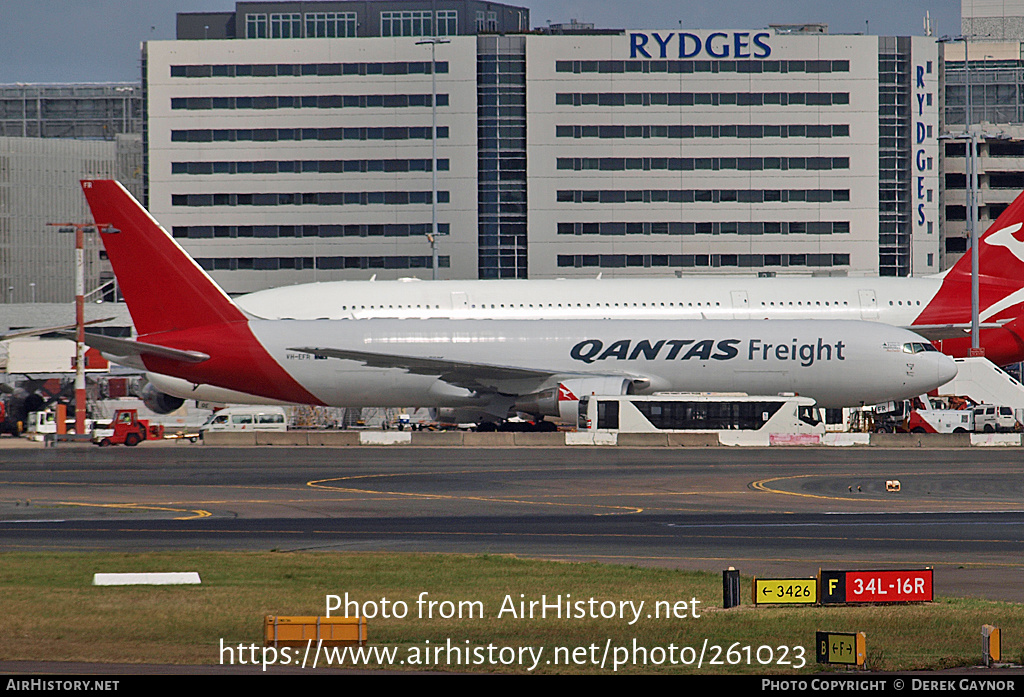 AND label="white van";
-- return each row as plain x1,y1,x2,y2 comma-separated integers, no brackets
972,404,1018,433
199,406,288,437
